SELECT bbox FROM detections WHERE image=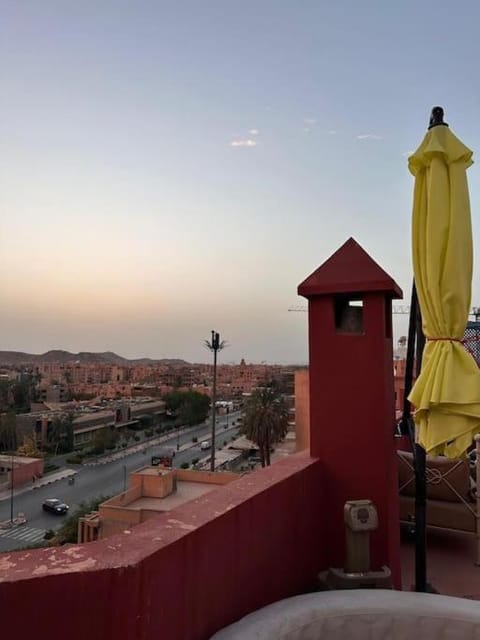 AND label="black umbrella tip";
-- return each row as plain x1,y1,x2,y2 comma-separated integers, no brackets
428,106,448,129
